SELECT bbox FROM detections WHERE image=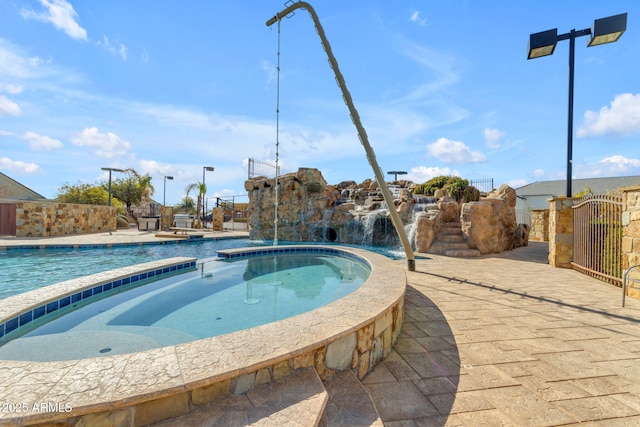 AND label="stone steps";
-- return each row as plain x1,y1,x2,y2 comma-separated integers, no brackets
150,367,384,427
444,248,481,257
319,370,383,426
437,233,465,243
428,221,482,257
151,367,328,427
